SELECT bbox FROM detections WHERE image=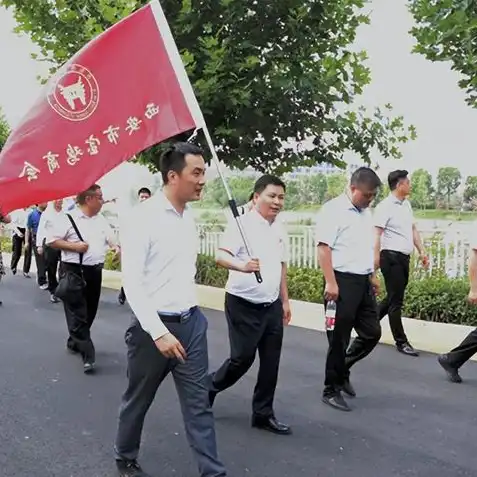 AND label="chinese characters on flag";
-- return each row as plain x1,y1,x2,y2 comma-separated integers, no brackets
0,0,204,214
